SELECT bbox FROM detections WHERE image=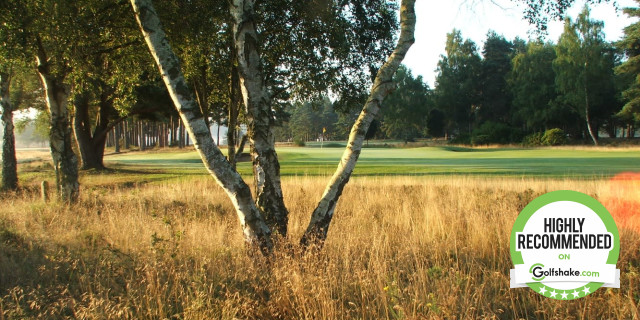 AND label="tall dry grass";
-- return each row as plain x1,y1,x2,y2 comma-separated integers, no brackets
0,175,638,319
